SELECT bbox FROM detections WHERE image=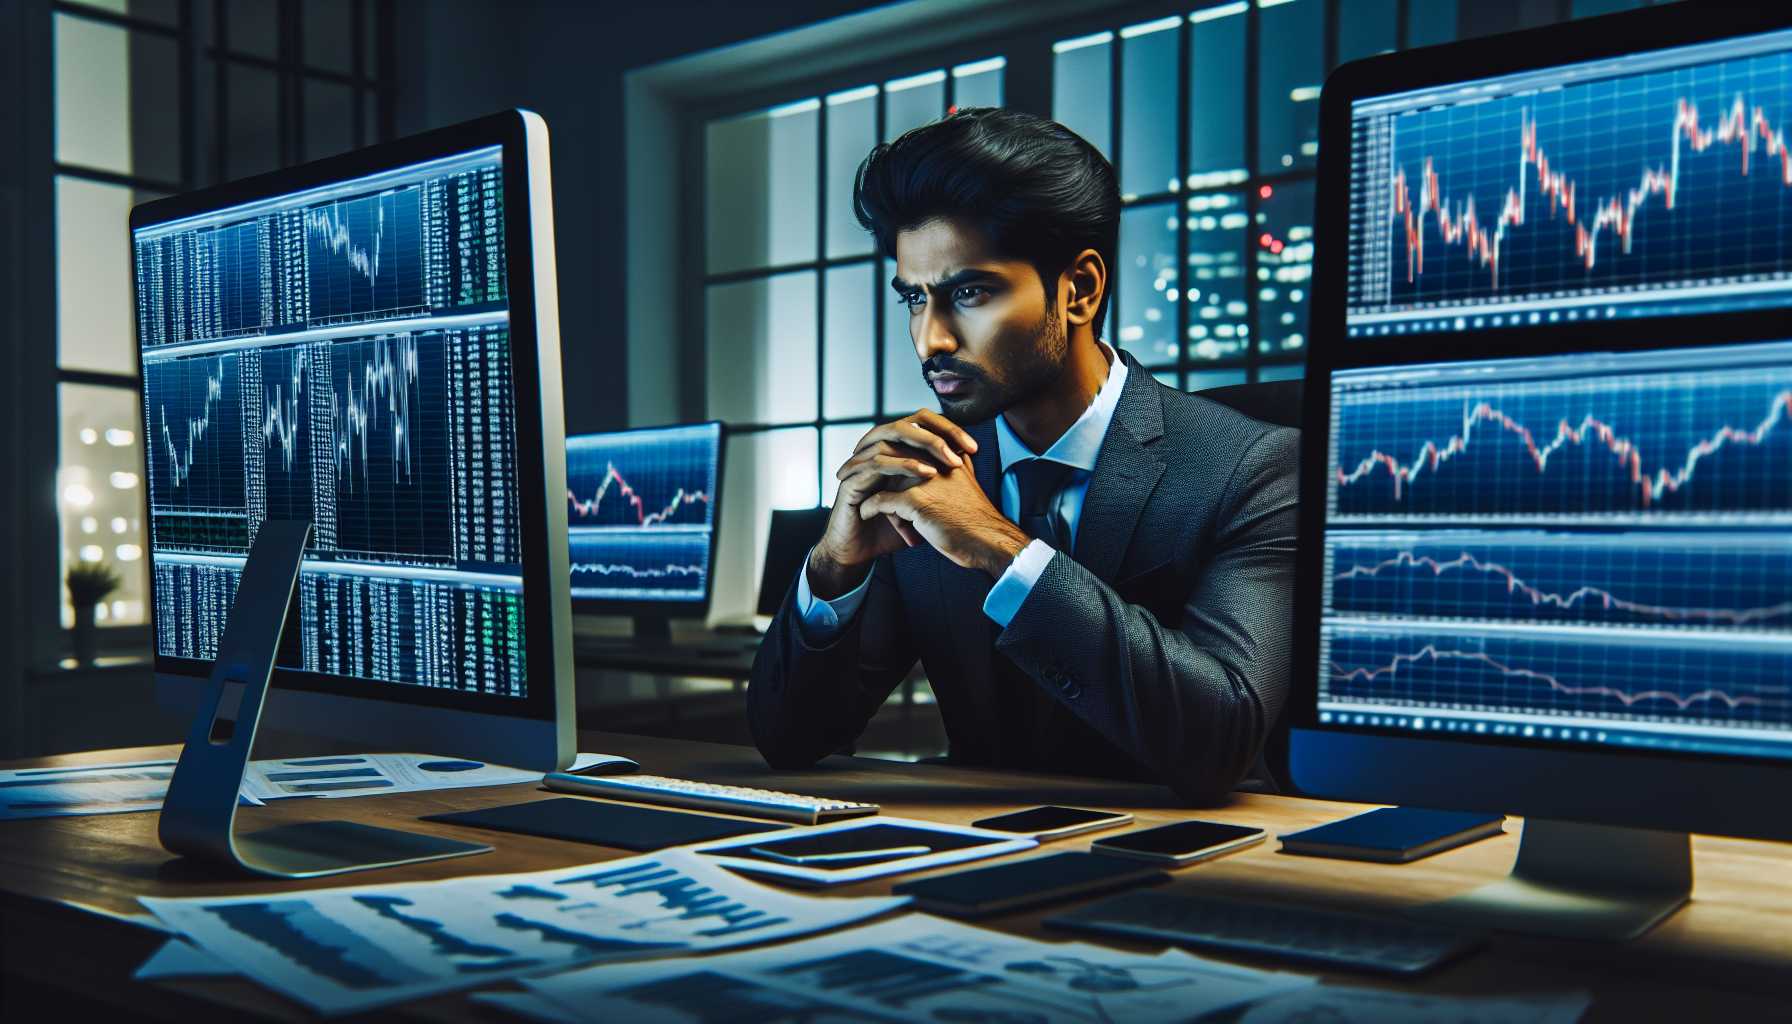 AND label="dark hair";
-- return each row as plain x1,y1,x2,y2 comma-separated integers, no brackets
853,107,1120,339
